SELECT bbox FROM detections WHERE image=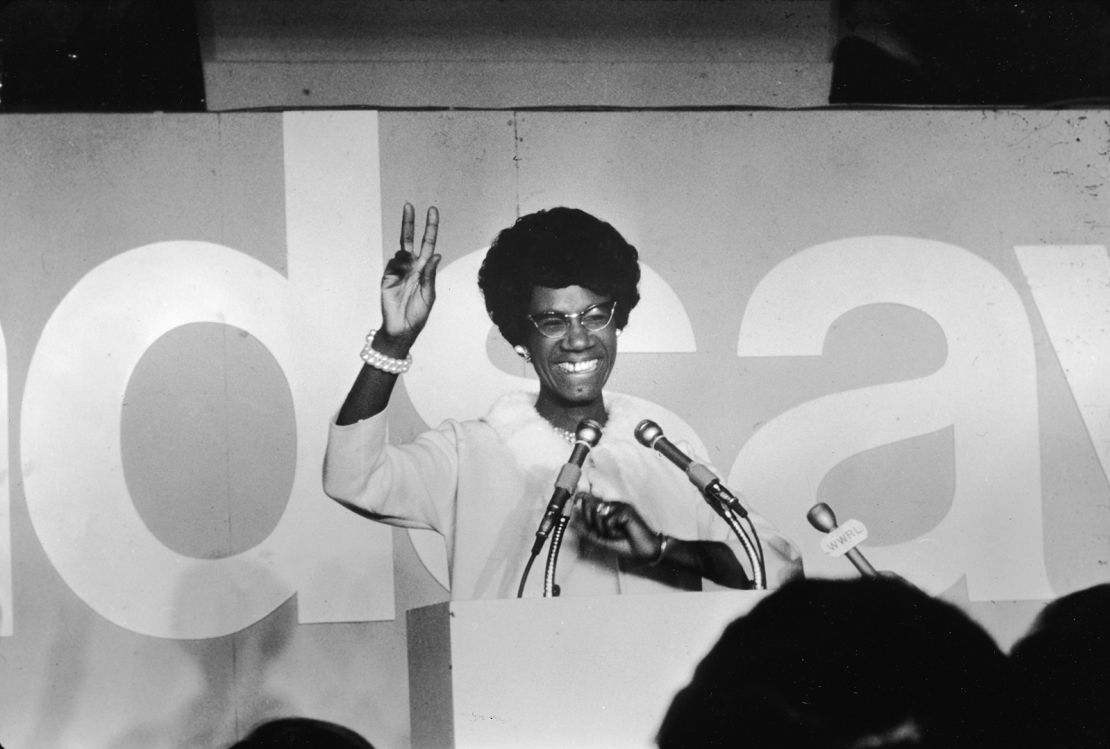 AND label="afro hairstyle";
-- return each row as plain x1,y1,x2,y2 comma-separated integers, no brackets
477,207,640,346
